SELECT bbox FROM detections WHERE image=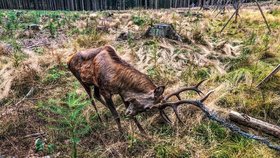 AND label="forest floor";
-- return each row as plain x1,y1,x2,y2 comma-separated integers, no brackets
0,5,280,158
